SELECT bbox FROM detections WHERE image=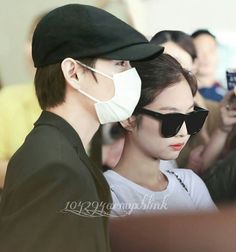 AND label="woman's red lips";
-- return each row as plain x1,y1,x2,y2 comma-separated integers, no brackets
169,143,185,151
